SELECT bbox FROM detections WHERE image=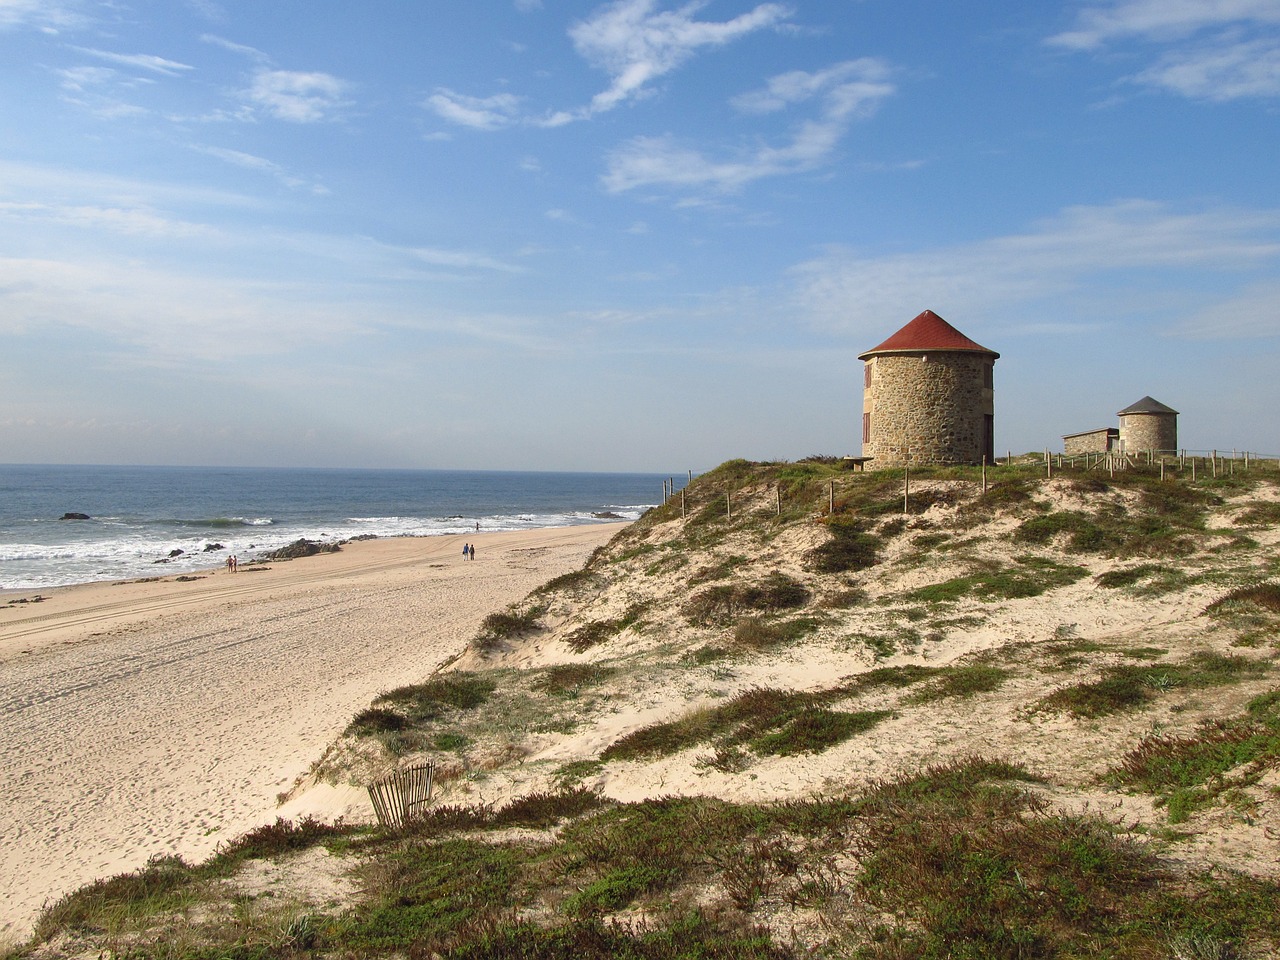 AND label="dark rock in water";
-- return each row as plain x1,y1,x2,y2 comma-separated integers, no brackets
592,511,623,520
153,557,171,564
167,549,185,558
349,534,378,542
61,512,91,521
263,538,341,561
203,542,226,552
